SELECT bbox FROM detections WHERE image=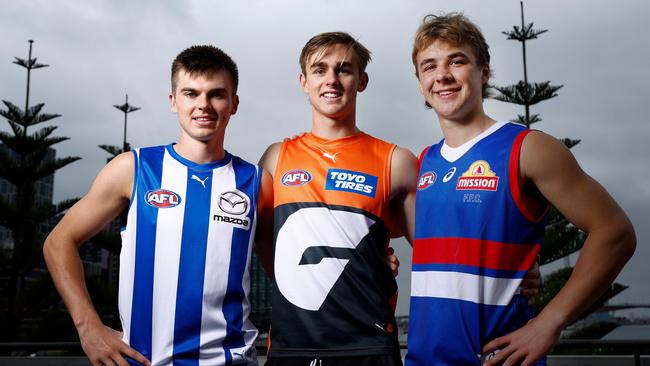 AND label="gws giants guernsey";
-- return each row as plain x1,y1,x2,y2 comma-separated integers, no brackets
119,144,259,366
269,132,400,358
406,122,547,366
